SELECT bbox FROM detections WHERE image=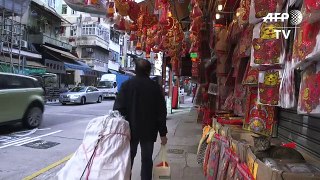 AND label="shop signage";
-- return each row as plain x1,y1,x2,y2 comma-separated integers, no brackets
93,60,108,72
190,53,198,58
108,60,120,72
0,64,46,75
